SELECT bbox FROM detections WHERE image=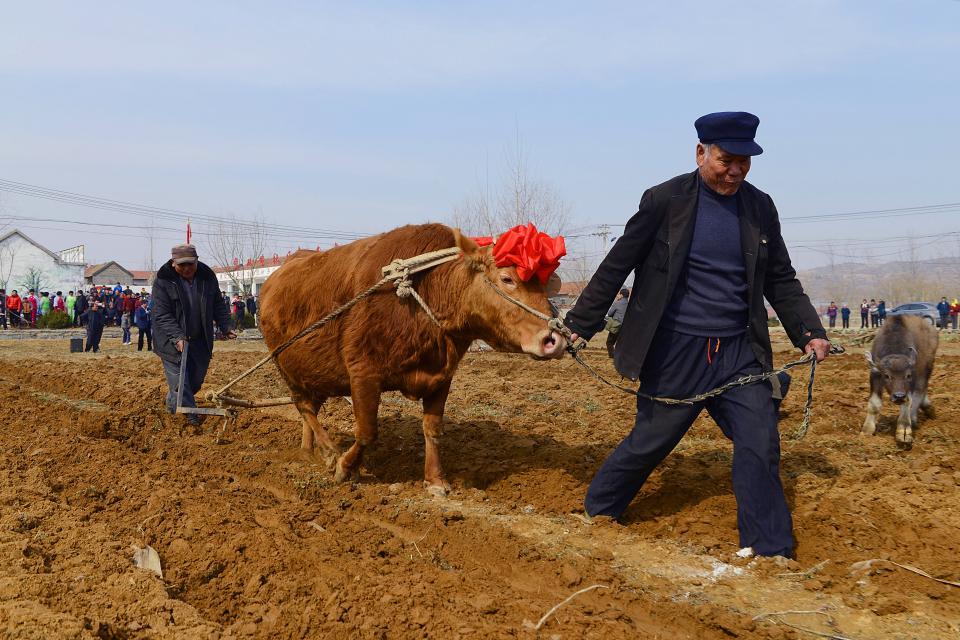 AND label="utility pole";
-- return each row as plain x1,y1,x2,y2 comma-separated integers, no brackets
590,224,612,254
